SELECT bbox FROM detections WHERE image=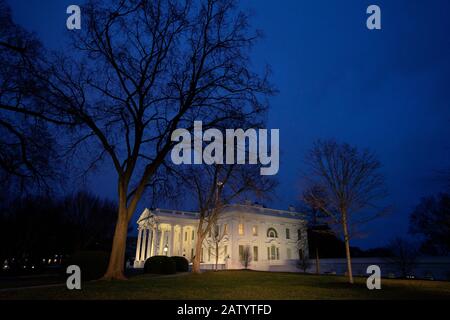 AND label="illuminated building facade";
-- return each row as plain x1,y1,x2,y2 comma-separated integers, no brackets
134,203,308,272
